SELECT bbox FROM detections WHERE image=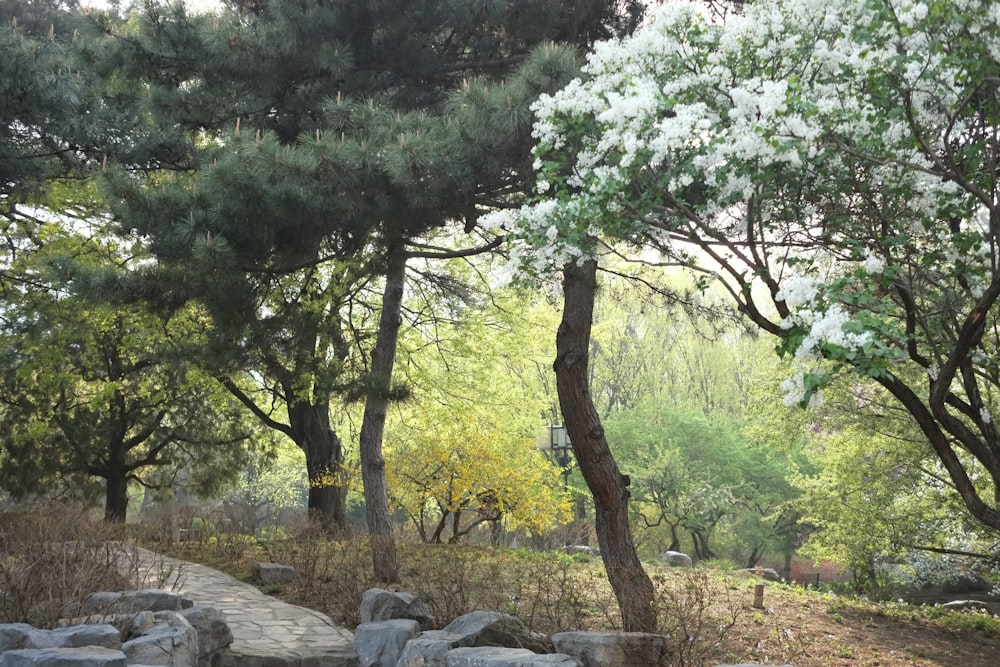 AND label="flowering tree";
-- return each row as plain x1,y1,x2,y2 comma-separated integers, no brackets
488,0,1000,537
386,414,571,544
